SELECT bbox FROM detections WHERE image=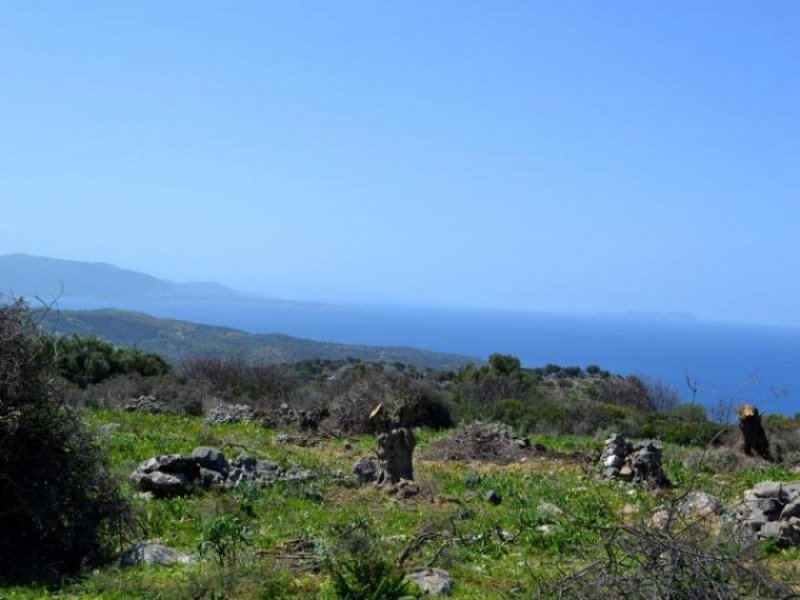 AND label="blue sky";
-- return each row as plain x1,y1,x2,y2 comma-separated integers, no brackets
1,2,798,325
